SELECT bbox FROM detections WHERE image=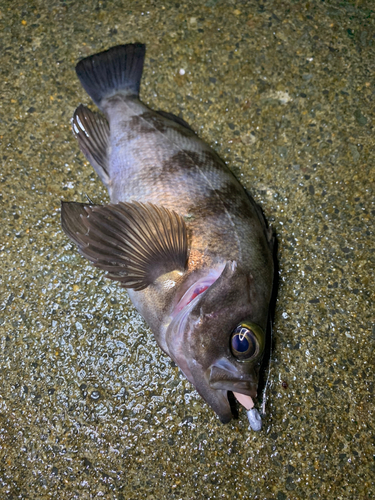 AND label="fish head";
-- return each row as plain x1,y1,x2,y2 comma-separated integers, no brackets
165,260,273,423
